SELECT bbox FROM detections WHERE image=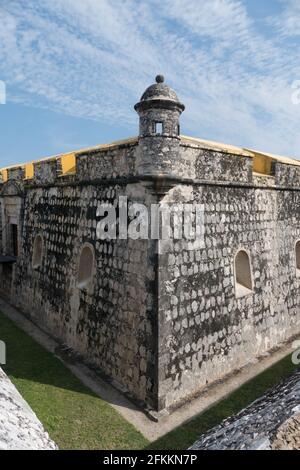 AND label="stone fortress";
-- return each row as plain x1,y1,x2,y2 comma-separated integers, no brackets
1,75,300,417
